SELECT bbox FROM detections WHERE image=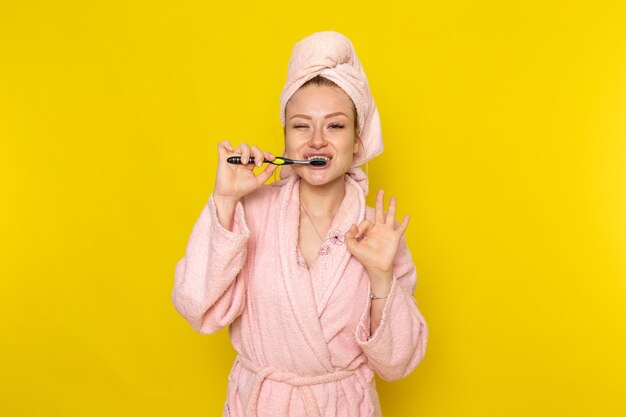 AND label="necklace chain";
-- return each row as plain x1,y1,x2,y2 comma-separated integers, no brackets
300,202,327,243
